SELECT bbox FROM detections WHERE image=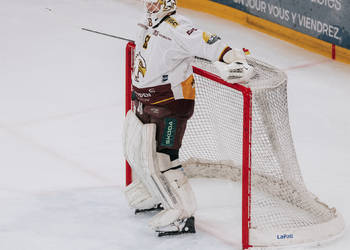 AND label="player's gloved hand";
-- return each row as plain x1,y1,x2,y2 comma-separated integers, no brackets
214,60,255,84
214,47,255,84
